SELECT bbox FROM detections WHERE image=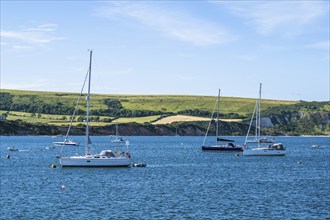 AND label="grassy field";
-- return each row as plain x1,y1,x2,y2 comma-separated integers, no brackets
112,115,160,124
1,110,158,126
152,115,243,125
1,89,298,116
1,110,69,123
